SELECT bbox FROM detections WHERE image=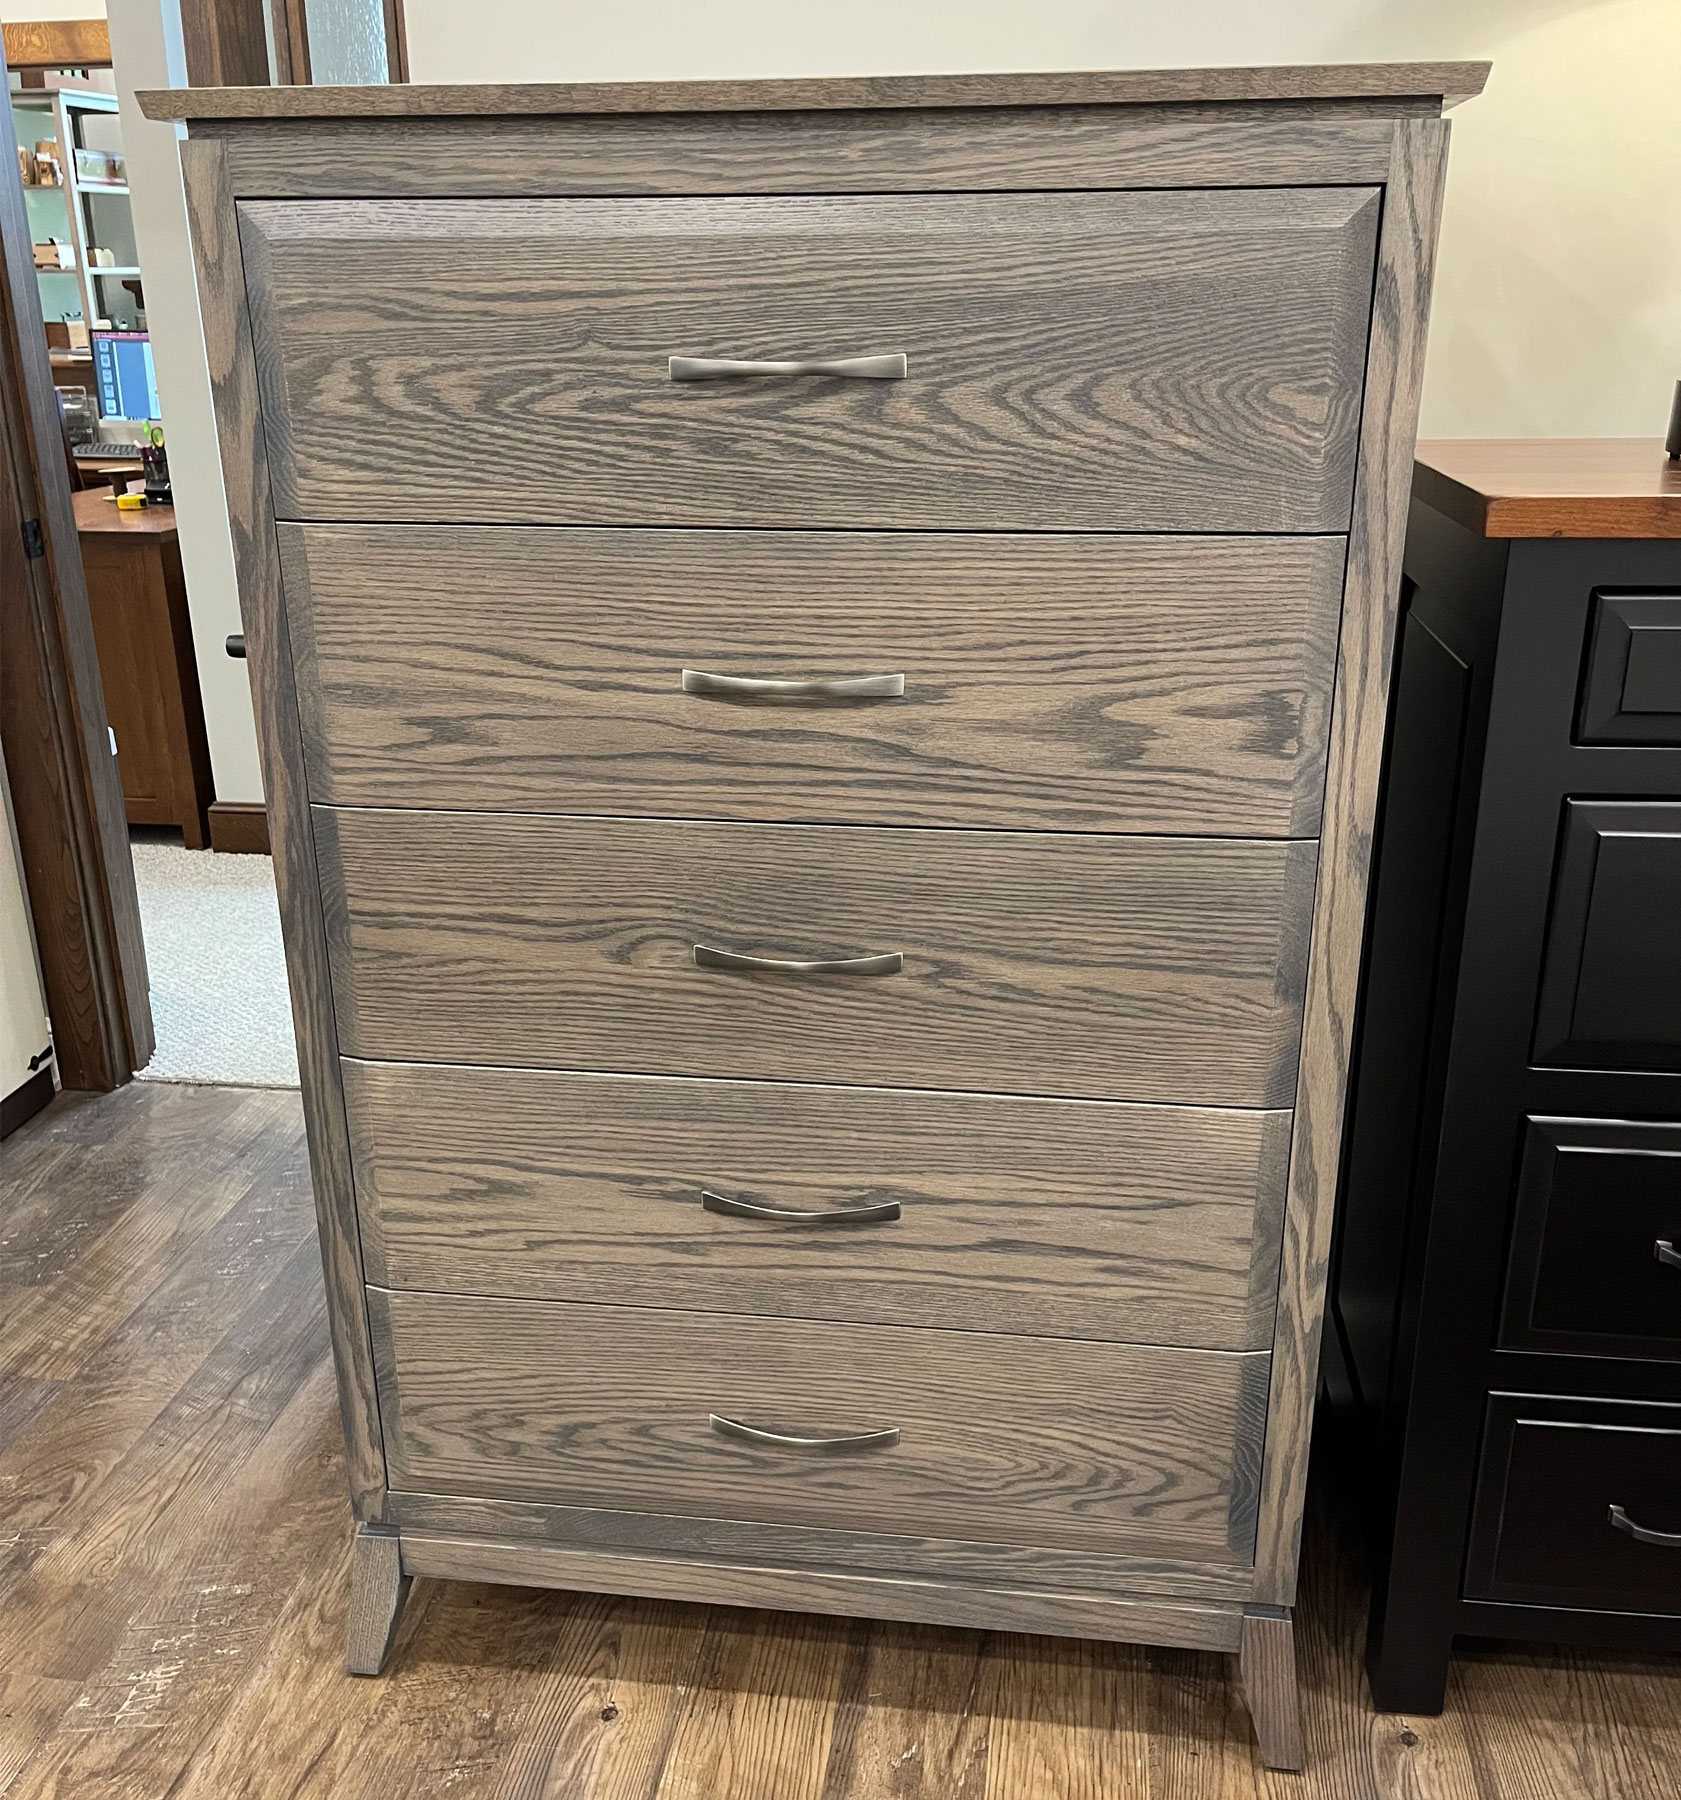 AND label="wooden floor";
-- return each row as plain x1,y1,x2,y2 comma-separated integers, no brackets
1,1083,1676,1799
